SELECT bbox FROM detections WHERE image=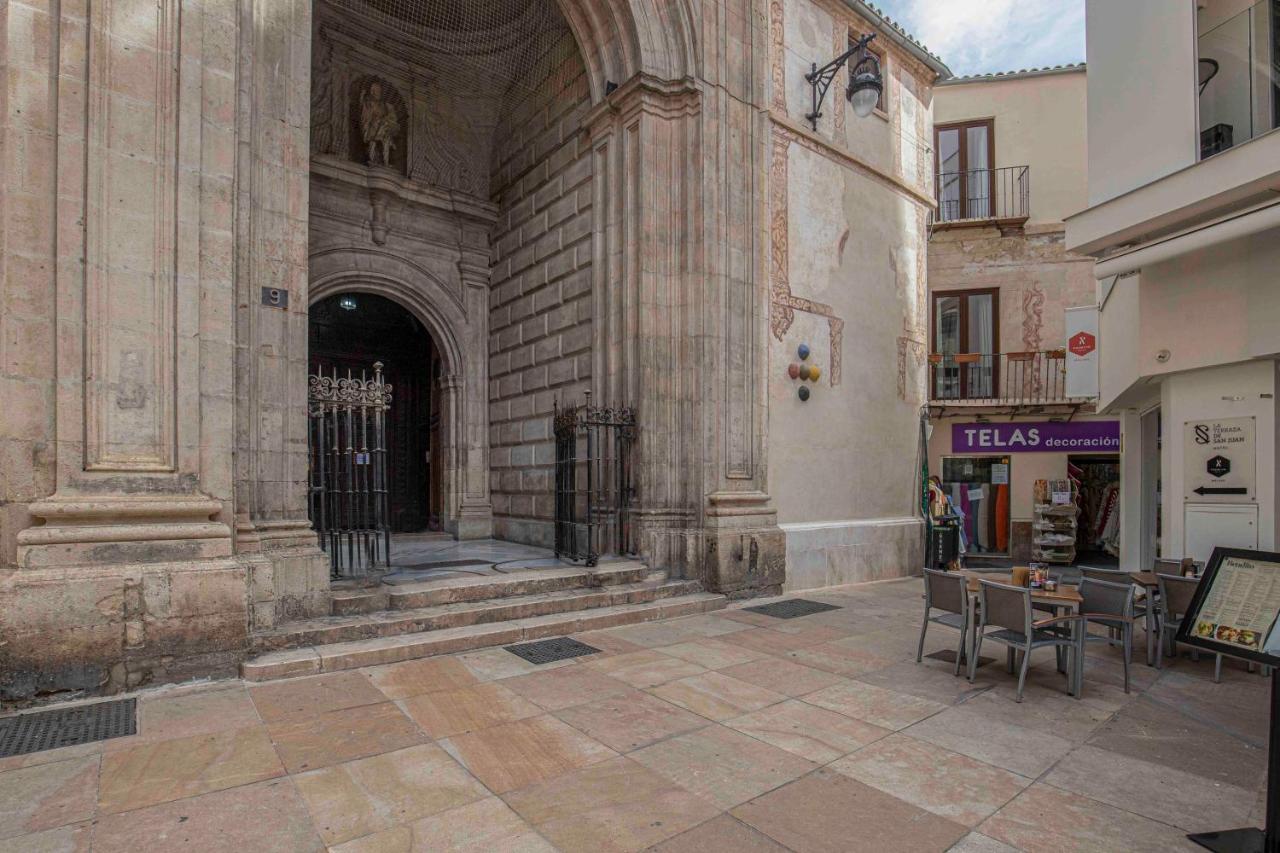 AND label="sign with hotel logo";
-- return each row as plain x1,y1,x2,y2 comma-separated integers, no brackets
1185,417,1255,501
